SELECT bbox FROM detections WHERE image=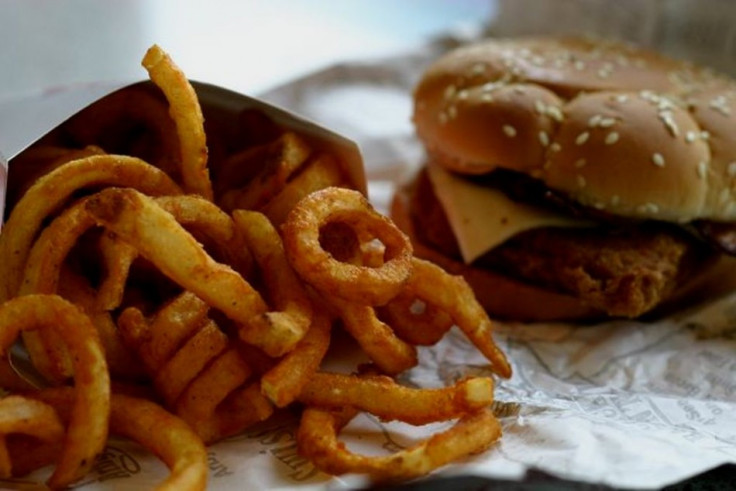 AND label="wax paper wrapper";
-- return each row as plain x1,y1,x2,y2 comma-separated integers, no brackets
255,36,736,491
3,4,736,488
